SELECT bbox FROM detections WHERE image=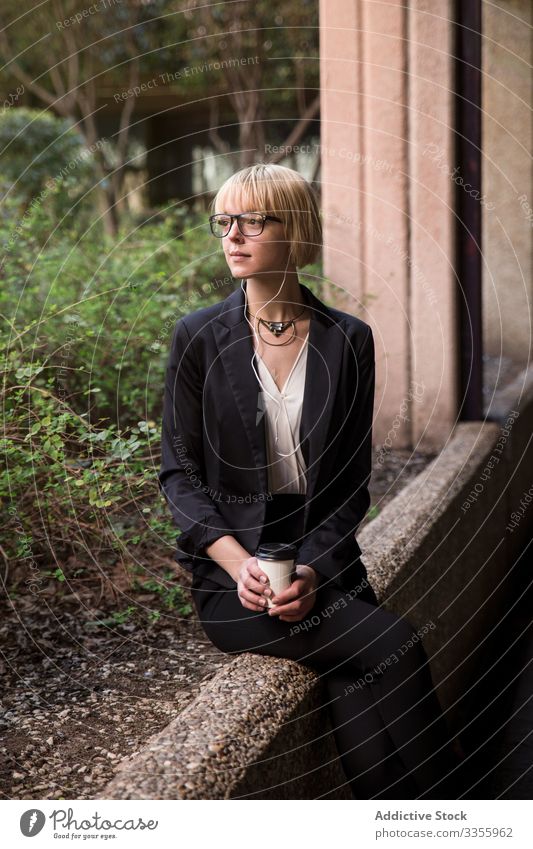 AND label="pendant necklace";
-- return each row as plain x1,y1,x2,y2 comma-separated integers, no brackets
247,304,308,346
